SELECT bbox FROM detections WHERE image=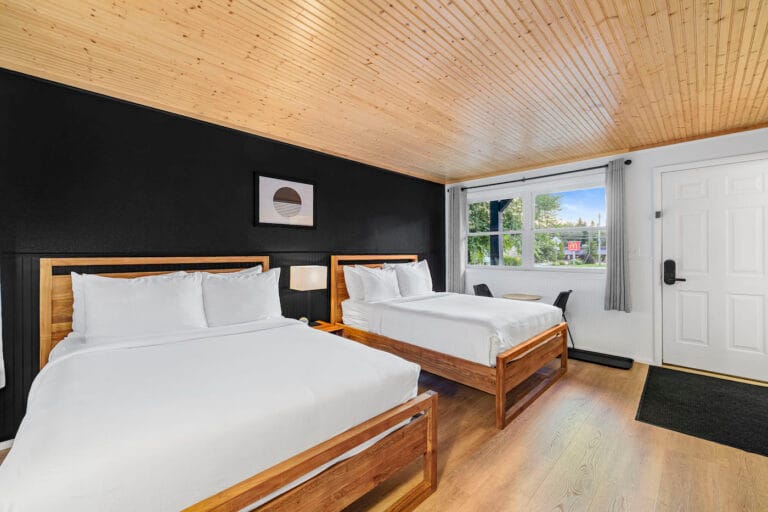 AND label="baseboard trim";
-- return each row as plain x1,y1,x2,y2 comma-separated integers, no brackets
662,364,768,387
